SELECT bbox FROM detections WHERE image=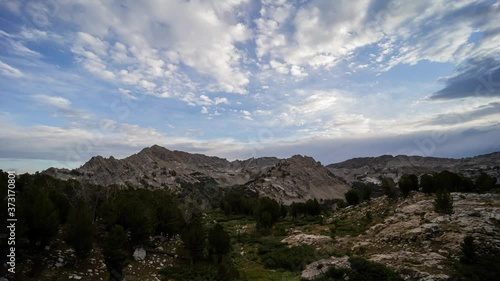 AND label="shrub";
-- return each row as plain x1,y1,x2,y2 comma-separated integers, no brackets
420,174,435,194
208,223,231,263
260,244,316,271
398,174,418,197
460,235,476,264
103,225,129,281
160,264,218,281
452,247,500,281
381,178,398,199
309,256,403,281
255,197,281,230
347,256,403,281
345,189,360,206
65,200,95,260
434,189,454,214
